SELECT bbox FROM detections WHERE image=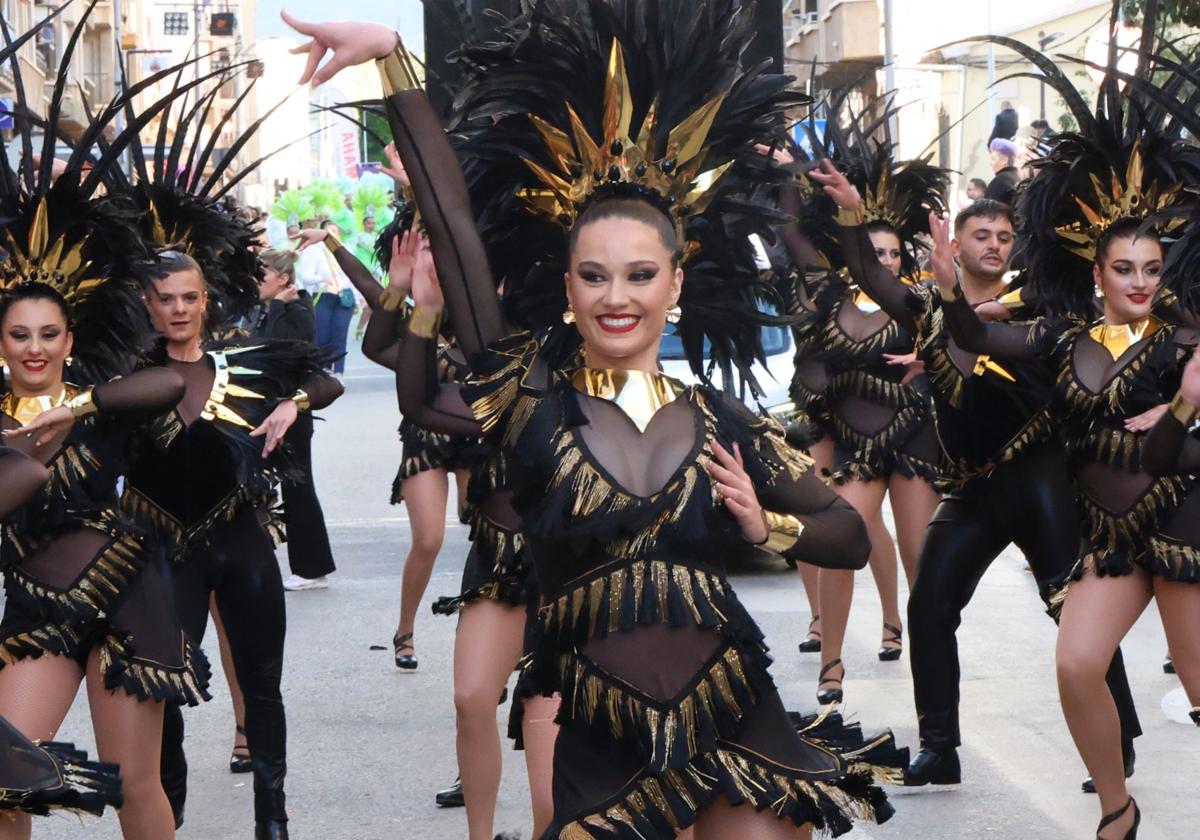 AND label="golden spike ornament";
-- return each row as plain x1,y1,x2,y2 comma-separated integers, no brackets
1055,142,1186,262
0,197,100,303
517,40,733,236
